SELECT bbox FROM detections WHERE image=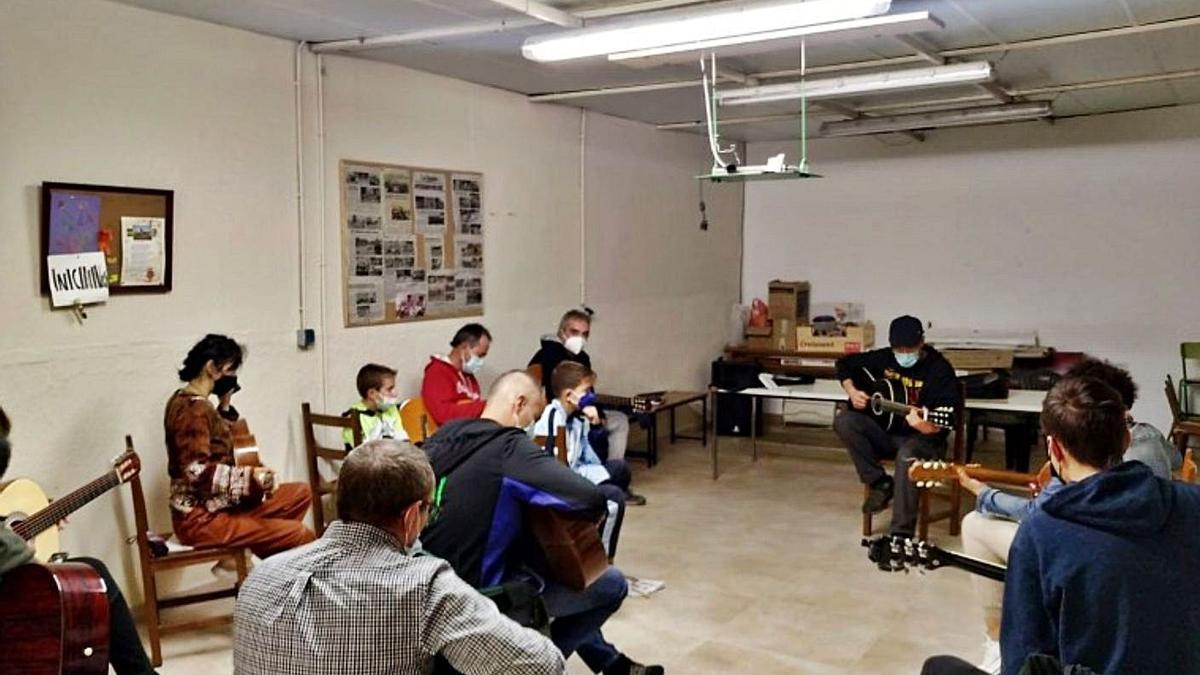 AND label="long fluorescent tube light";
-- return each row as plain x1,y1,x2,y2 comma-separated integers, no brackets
819,102,1052,137
716,62,993,106
608,12,942,63
521,0,891,63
